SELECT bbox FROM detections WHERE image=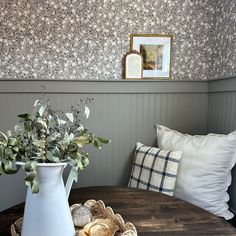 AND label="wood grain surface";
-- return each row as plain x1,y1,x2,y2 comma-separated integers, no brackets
0,186,236,236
